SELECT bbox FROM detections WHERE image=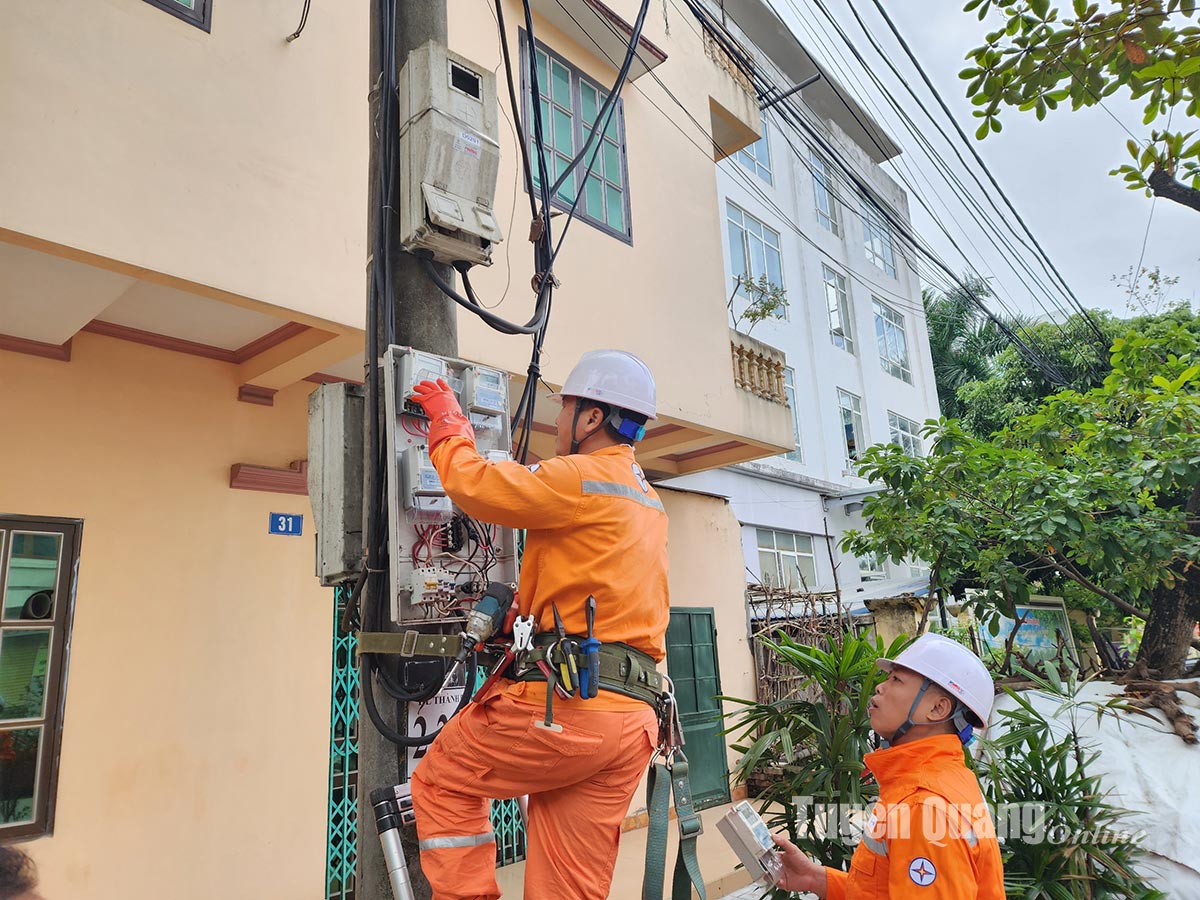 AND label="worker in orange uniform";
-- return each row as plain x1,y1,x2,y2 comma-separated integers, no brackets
771,633,1004,899
408,350,669,900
